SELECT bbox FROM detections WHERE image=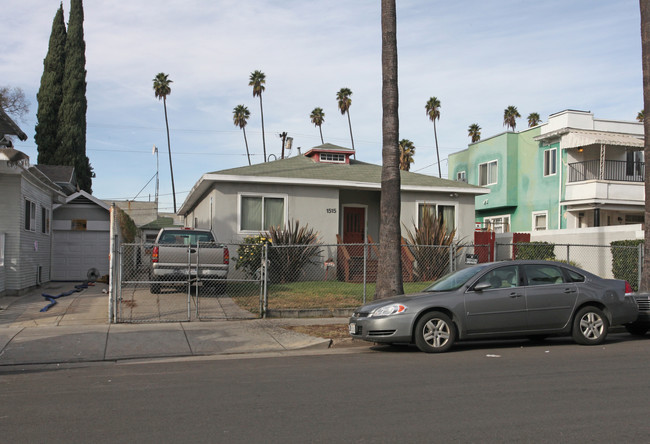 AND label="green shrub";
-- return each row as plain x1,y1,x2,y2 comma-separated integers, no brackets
235,234,270,279
514,242,556,260
403,213,461,281
266,220,323,283
611,239,643,291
